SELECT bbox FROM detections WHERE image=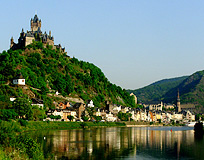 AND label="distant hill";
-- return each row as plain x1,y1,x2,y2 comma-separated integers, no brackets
127,76,188,104
164,70,204,113
0,41,135,109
